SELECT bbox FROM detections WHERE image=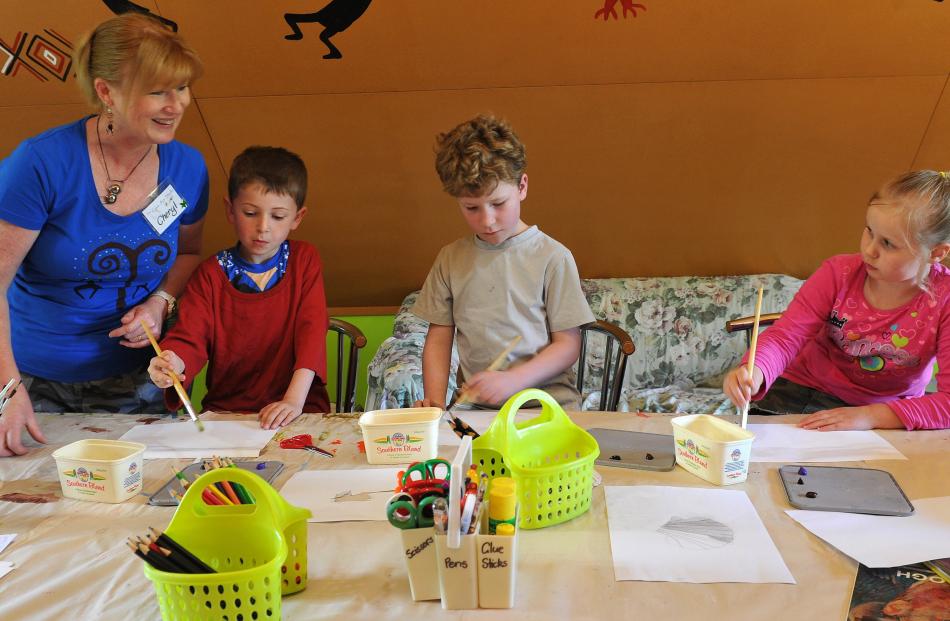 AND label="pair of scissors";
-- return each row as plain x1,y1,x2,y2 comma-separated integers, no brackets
279,434,334,458
386,492,438,529
0,378,20,416
401,458,451,489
